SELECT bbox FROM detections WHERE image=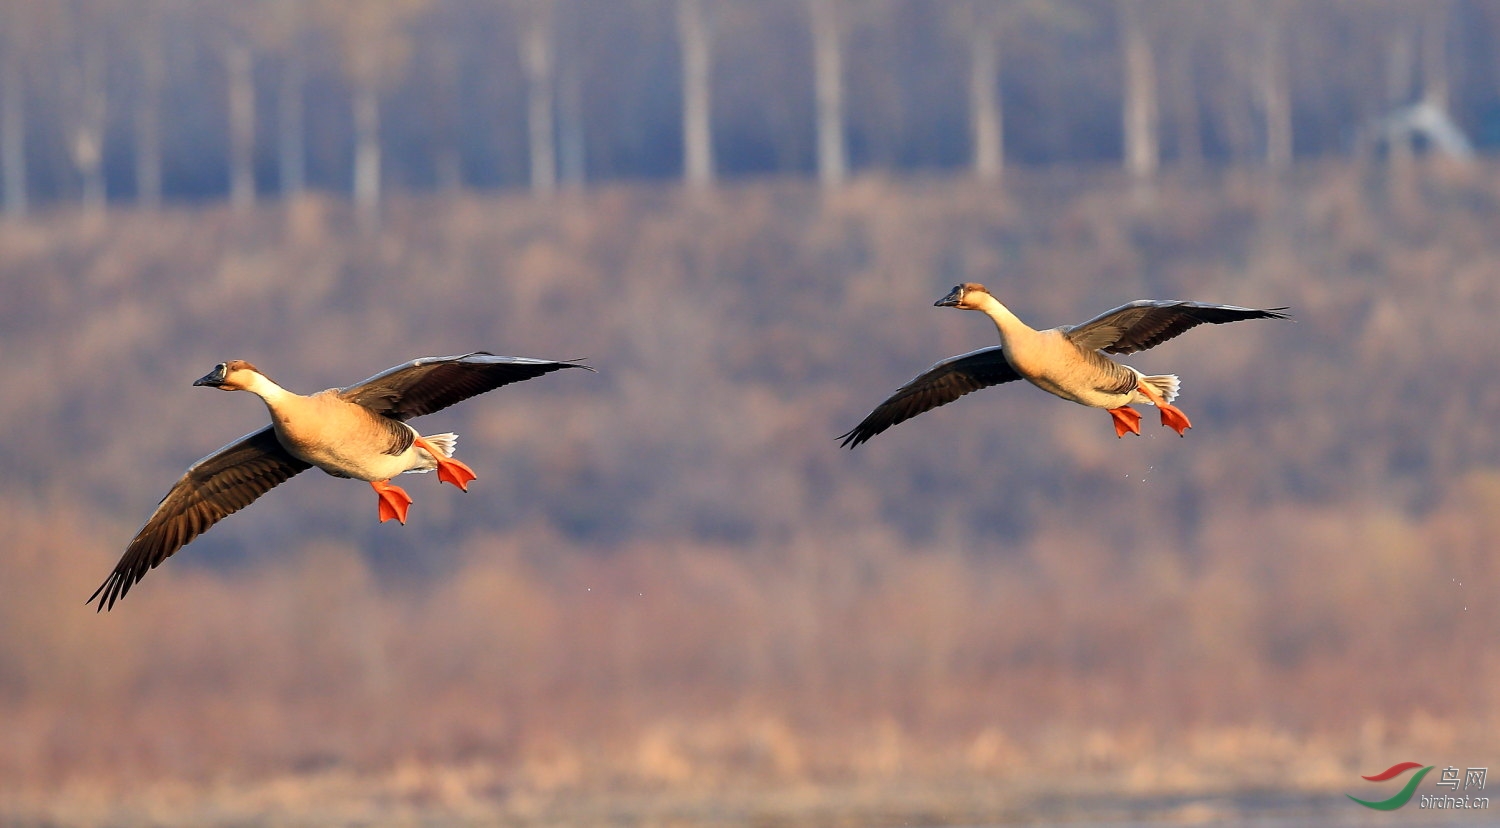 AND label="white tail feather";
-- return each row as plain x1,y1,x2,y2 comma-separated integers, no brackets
1141,374,1180,405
